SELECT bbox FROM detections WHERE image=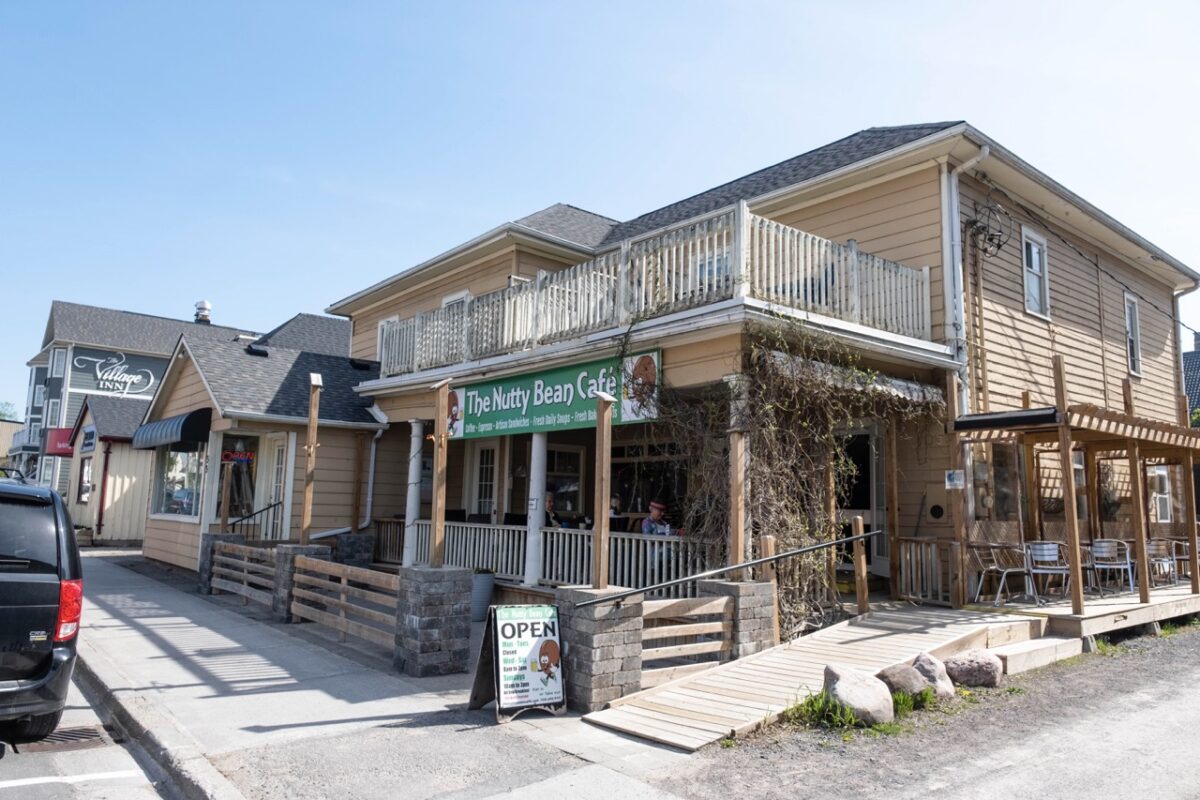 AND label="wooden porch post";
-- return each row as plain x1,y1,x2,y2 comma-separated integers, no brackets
886,417,901,599
726,374,749,581
946,373,967,608
1020,388,1041,545
591,392,615,589
1123,378,1150,603
300,373,322,545
1052,356,1085,616
430,379,450,568
852,515,870,614
219,460,233,533
1179,394,1200,595
1084,446,1100,542
761,534,780,645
